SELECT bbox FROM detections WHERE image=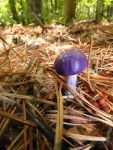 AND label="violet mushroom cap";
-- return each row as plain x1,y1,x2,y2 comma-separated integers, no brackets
54,49,88,96
54,49,88,76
